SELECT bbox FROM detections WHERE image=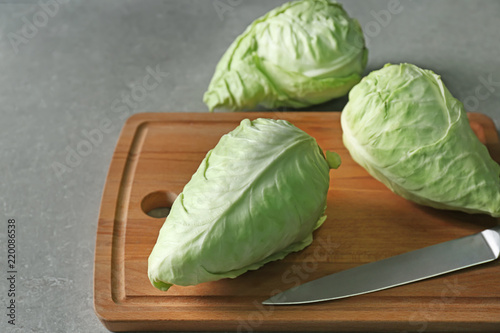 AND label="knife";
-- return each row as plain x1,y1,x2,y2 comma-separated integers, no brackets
263,226,500,305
